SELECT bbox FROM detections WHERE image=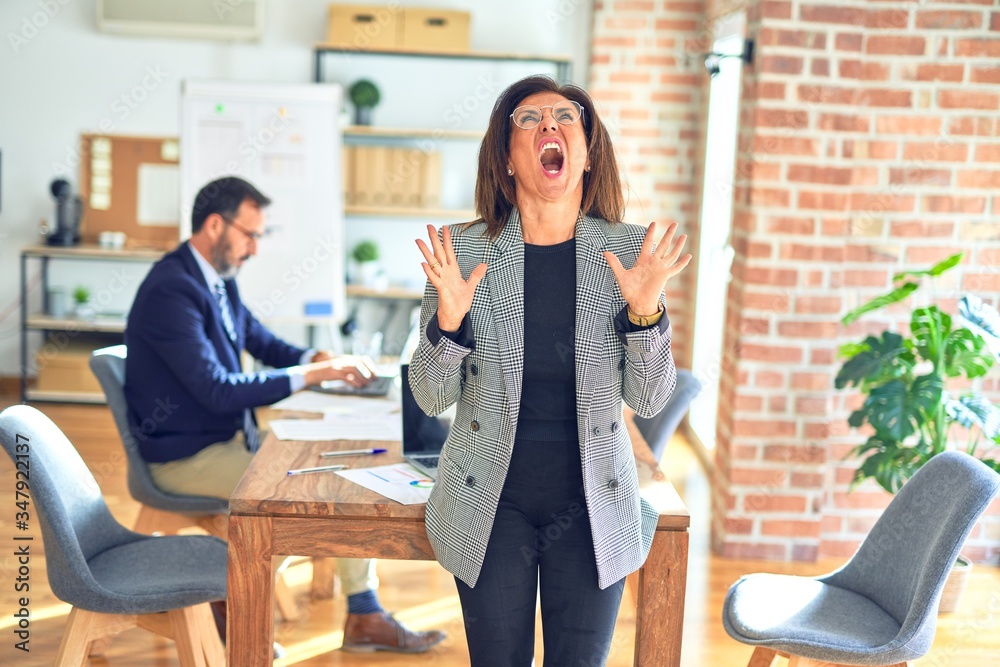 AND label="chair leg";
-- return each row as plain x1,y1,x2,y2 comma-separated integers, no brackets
56,609,138,667
747,647,778,667
167,606,208,667
311,557,337,600
786,657,898,667
274,575,301,622
133,505,197,535
87,635,114,657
